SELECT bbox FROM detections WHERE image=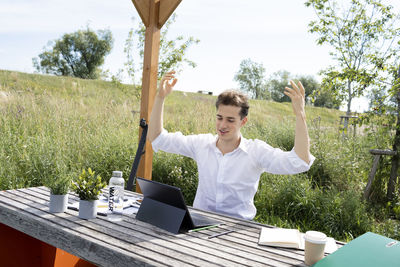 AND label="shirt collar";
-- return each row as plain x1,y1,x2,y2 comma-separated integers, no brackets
238,135,249,154
211,134,249,154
